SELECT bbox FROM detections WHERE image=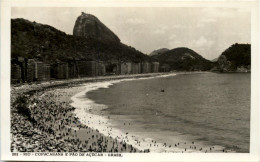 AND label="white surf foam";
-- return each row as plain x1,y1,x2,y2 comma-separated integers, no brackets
70,73,206,152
